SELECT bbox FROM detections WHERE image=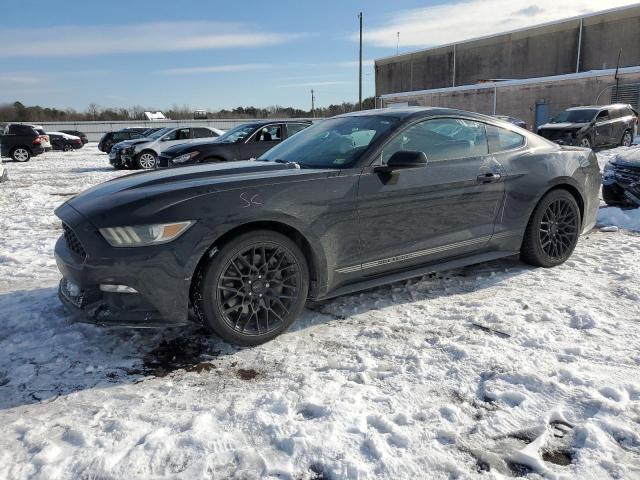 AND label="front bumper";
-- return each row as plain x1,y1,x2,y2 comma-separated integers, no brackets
108,149,135,167
54,205,201,327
